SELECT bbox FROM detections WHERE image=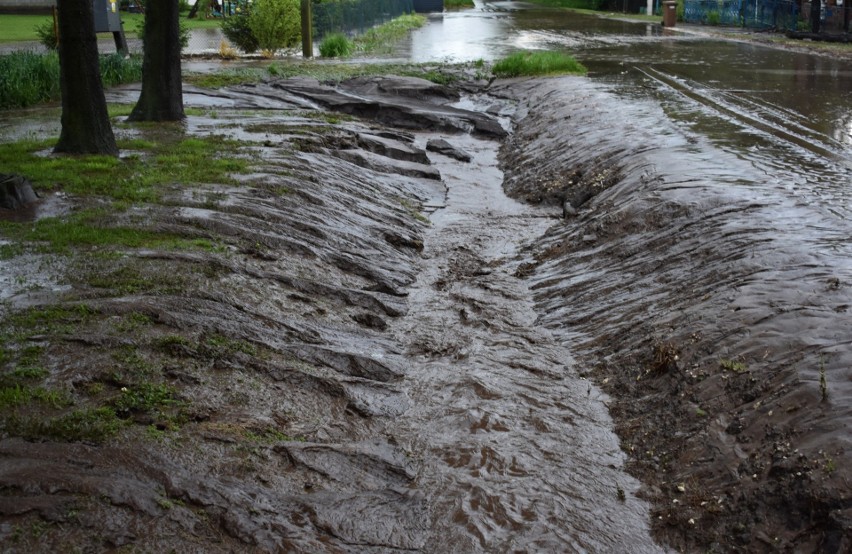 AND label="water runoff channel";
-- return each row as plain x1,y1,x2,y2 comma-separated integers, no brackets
385,2,852,550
